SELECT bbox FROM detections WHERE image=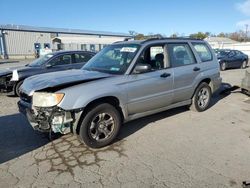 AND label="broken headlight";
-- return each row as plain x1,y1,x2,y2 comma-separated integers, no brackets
33,92,64,107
